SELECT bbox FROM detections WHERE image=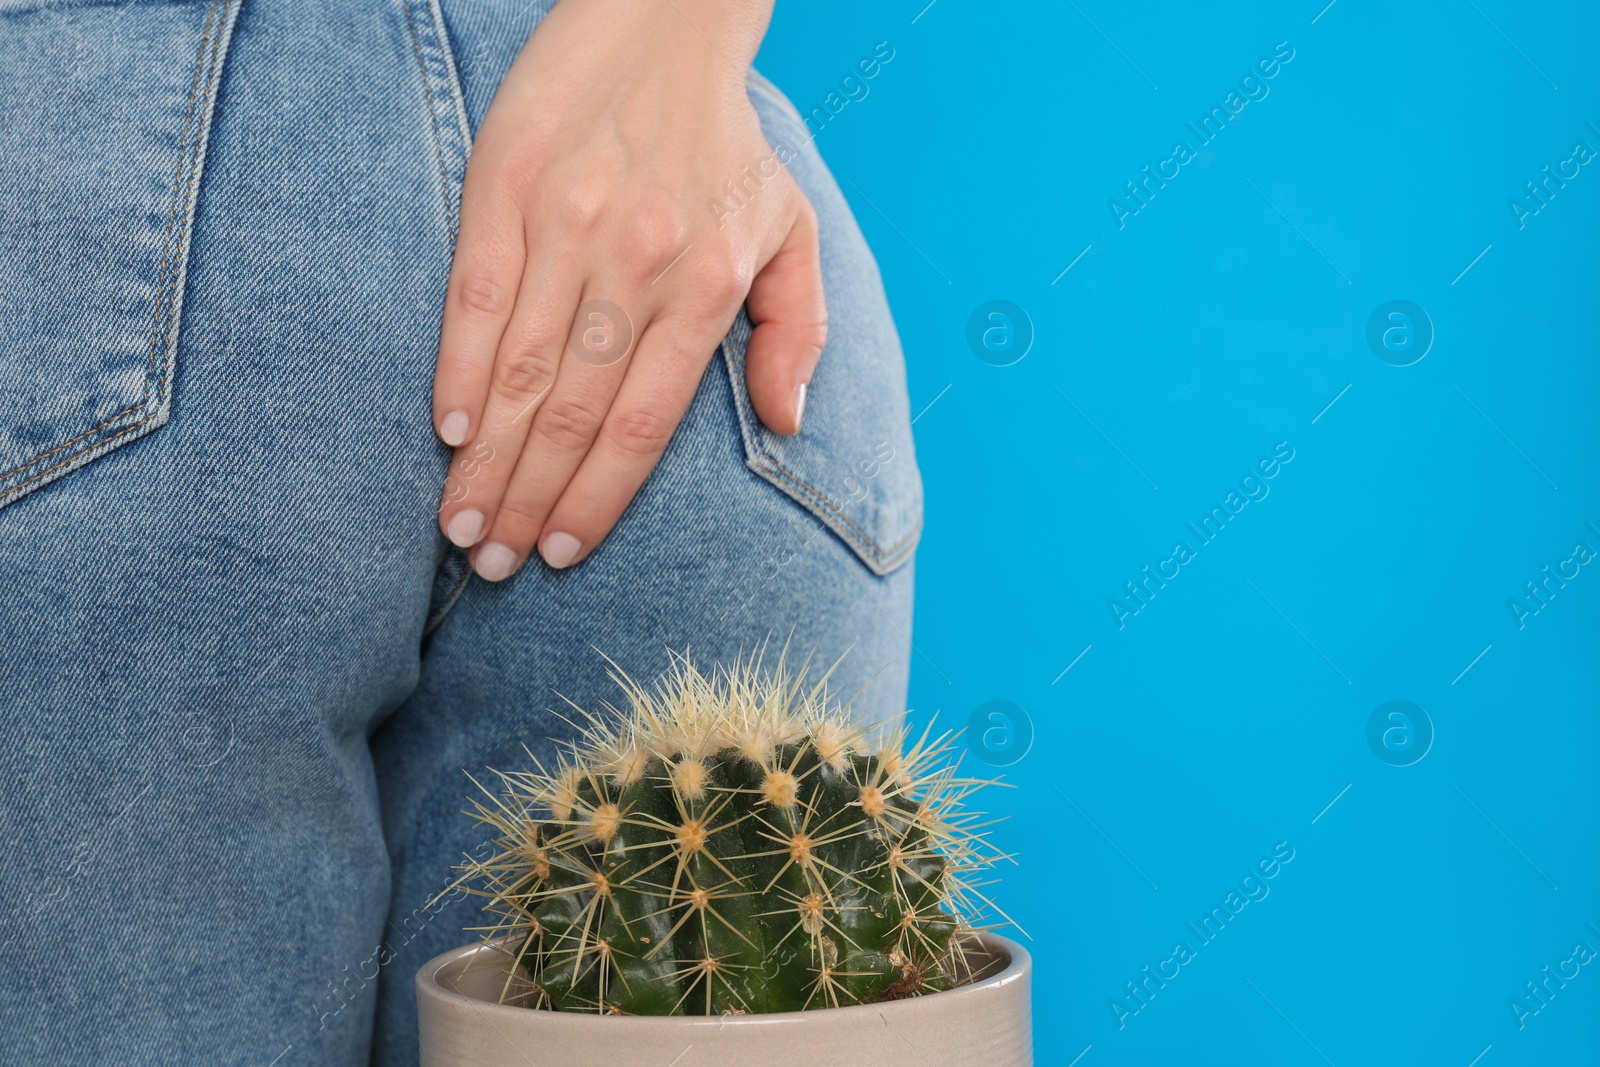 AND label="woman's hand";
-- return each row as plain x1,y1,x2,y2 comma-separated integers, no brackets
432,0,824,580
